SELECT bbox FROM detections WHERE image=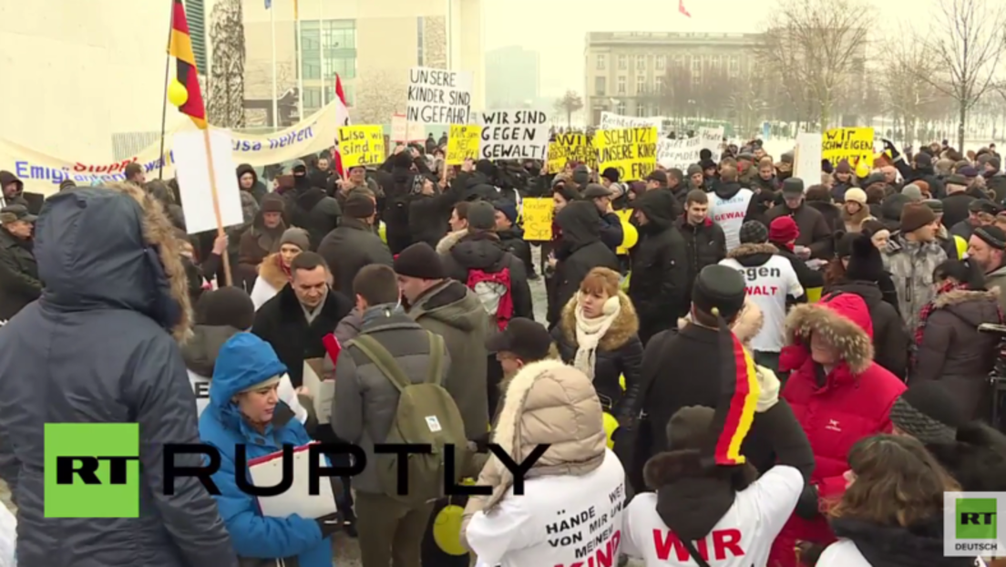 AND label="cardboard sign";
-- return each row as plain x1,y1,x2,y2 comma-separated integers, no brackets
822,127,874,168
521,197,554,241
390,113,426,143
593,127,658,182
407,66,473,125
446,124,482,165
478,110,550,161
337,125,386,168
172,129,245,235
547,134,596,174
